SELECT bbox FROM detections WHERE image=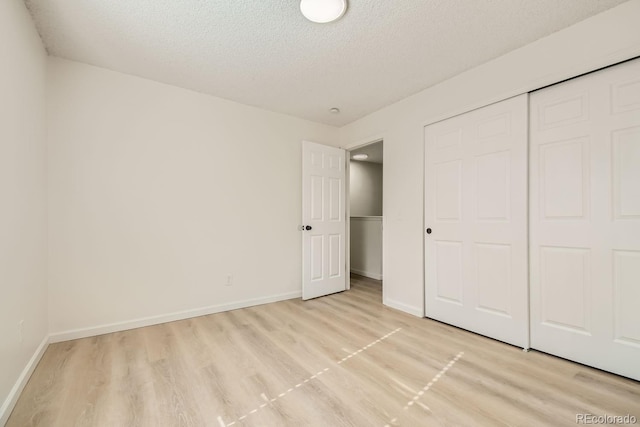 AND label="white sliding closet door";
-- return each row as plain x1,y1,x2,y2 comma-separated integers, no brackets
424,94,529,348
530,58,640,380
